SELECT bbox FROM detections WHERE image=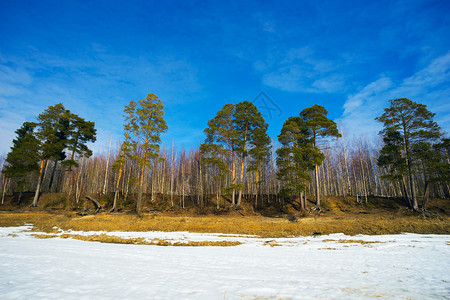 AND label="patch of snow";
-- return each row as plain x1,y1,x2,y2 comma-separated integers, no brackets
0,226,449,299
